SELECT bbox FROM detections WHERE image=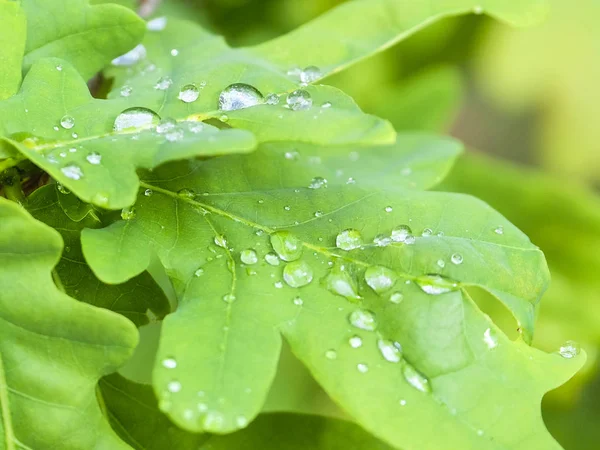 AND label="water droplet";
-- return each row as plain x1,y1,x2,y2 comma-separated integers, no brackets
154,76,173,90
270,231,302,261
325,264,361,300
69,147,77,153
57,183,70,194
121,206,136,220
144,188,153,197
336,229,363,251
114,107,160,131
399,399,407,406
194,268,204,277
308,176,327,189
240,249,258,265
61,164,83,180
170,49,179,56
422,228,433,237
494,226,504,235
389,292,403,304
86,152,101,165
188,122,204,133
56,64,63,71
177,188,195,199
349,336,363,348
285,150,299,160
265,94,280,105
219,83,264,111
236,415,248,428
274,281,284,289
473,5,483,14
403,365,431,393
325,349,337,360
147,16,167,31
416,275,458,295
357,363,369,373
178,84,200,103
391,225,412,243
314,210,324,218
378,339,402,363
120,85,133,97
300,66,321,83
483,328,498,349
60,115,75,129
373,234,392,247
112,44,147,66
283,260,314,288
349,309,377,331
287,89,312,111
437,259,445,268
322,102,332,109
214,234,227,248
558,340,580,359
365,266,397,294
162,358,177,369
167,380,182,393
293,296,303,306
384,206,393,213
451,253,463,265
222,294,236,303
264,252,280,266
477,429,484,436
165,127,184,142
